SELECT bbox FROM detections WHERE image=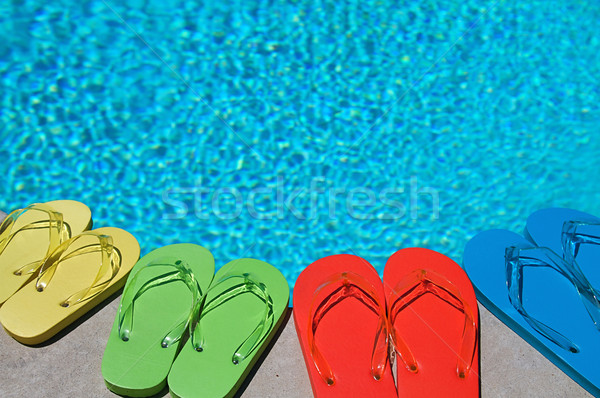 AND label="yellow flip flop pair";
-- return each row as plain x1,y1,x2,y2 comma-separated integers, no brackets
0,200,140,345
